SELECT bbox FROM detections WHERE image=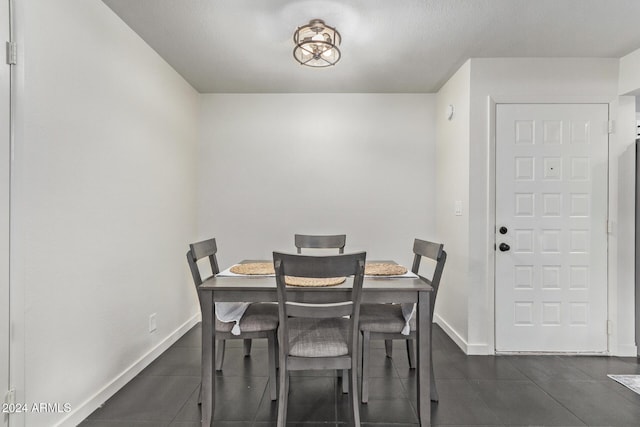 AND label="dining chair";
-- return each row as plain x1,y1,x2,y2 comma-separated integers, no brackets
186,237,278,401
359,238,446,403
273,251,366,427
294,232,350,391
294,233,346,254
